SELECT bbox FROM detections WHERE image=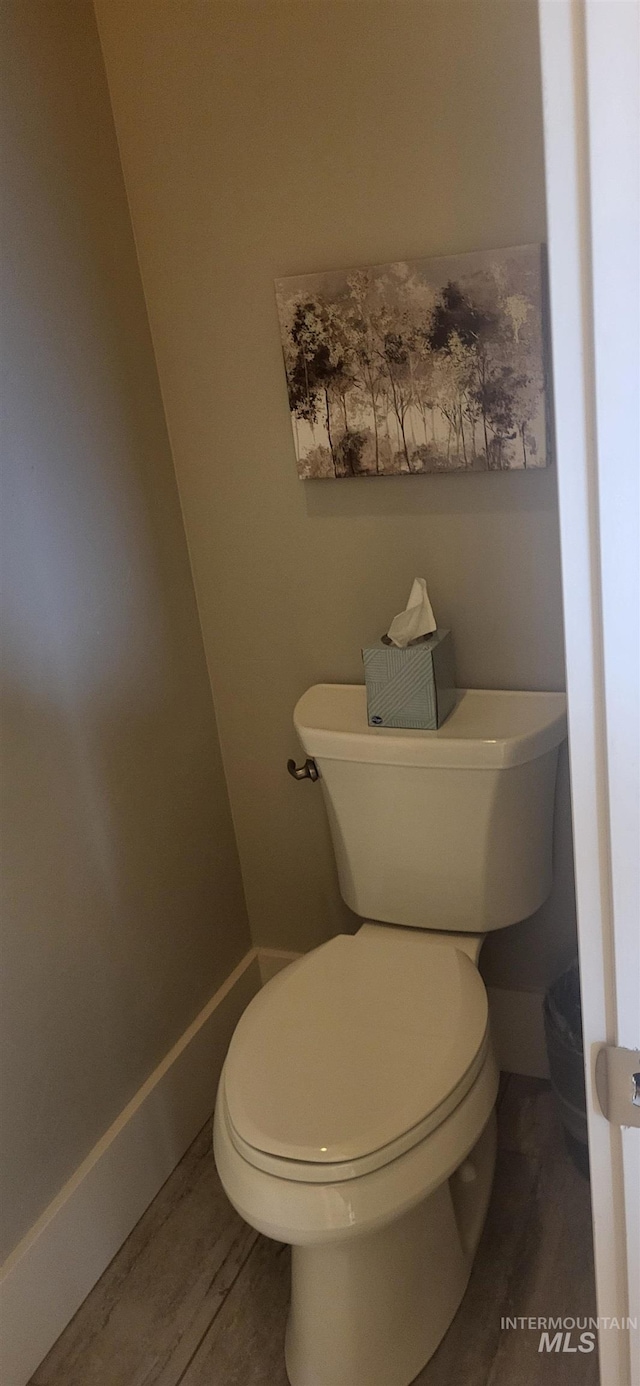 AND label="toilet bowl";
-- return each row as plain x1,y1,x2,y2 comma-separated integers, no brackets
214,925,499,1386
214,685,567,1386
